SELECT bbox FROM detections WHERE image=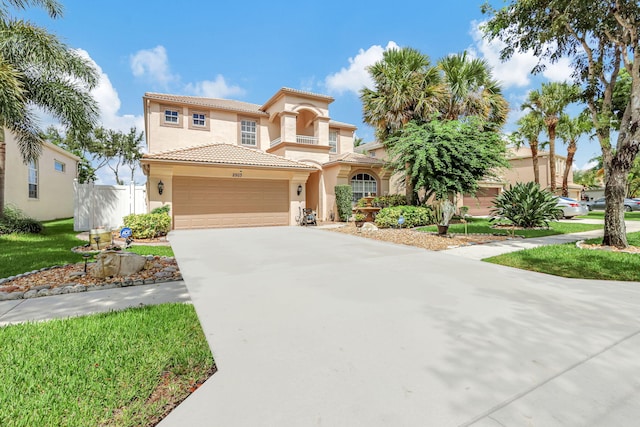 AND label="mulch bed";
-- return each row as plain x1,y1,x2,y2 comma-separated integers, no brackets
325,223,512,251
